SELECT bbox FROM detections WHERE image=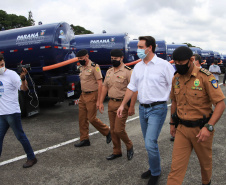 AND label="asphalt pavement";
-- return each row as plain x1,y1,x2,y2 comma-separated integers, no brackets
0,76,226,185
